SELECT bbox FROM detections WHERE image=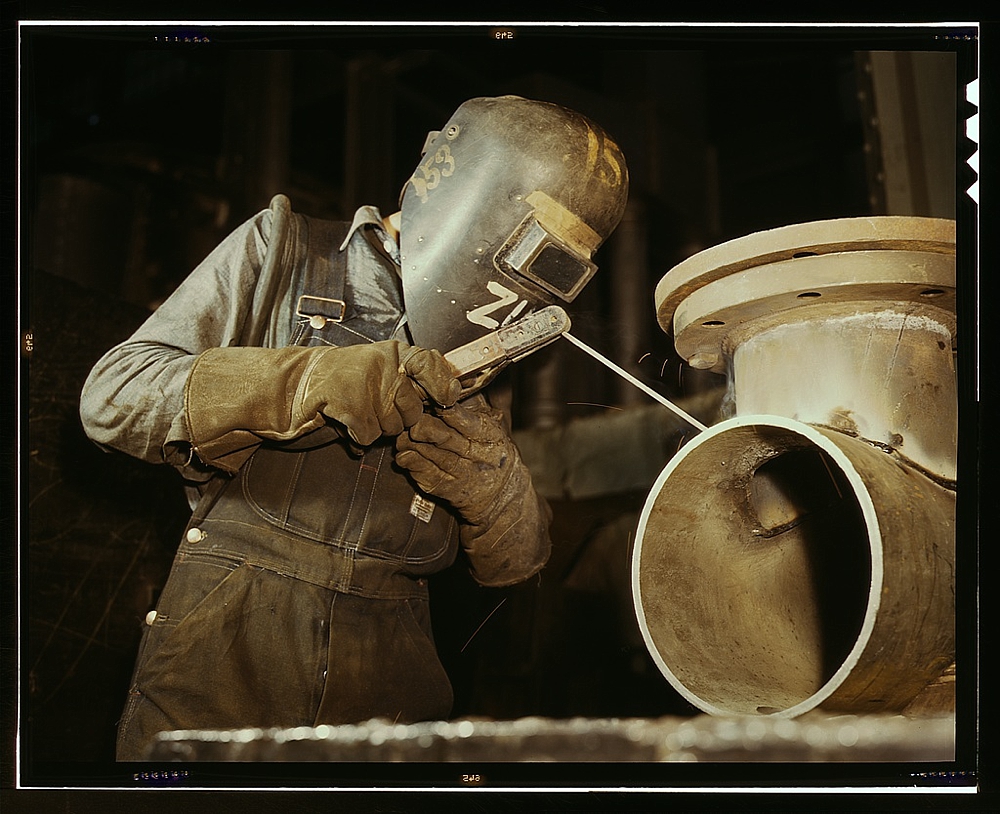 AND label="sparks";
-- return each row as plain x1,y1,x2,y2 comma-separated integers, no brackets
461,598,508,652
562,333,708,432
